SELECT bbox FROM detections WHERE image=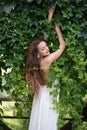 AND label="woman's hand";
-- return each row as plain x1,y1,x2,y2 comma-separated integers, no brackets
55,23,60,30
55,22,66,50
48,7,55,22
